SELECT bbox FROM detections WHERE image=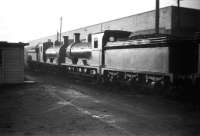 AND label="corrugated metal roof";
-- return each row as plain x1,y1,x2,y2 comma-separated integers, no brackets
0,42,28,47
